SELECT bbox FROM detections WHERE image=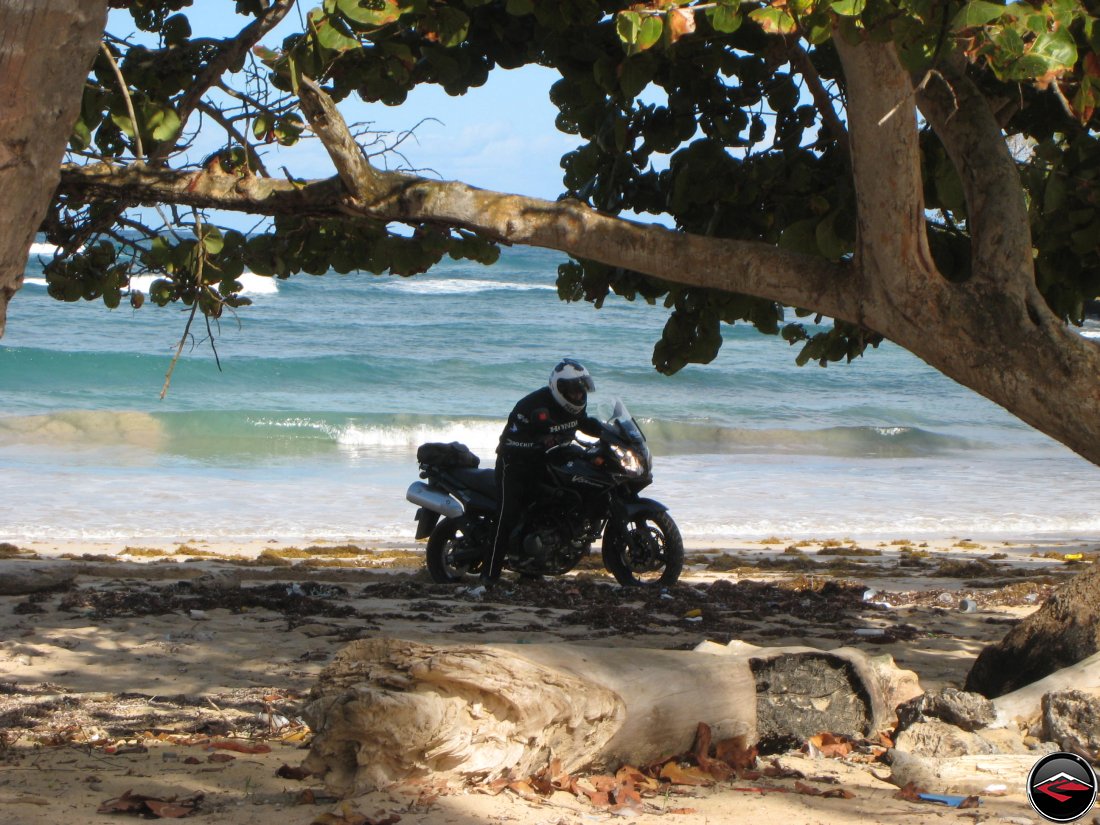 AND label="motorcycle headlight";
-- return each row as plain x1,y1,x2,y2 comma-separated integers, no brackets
610,444,646,477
